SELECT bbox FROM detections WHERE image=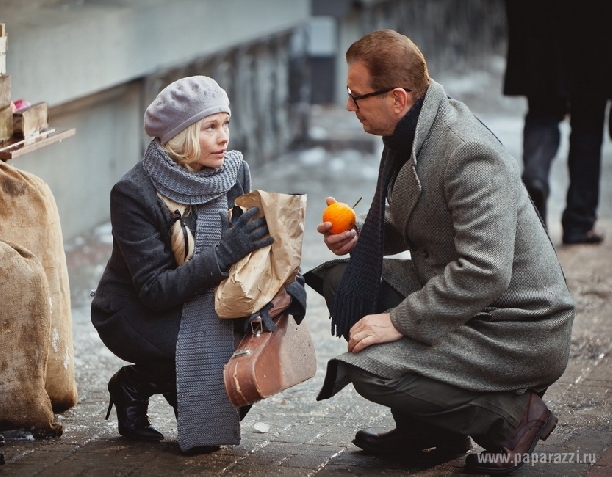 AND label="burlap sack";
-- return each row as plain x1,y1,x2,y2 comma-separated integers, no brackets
0,162,77,412
0,239,62,436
